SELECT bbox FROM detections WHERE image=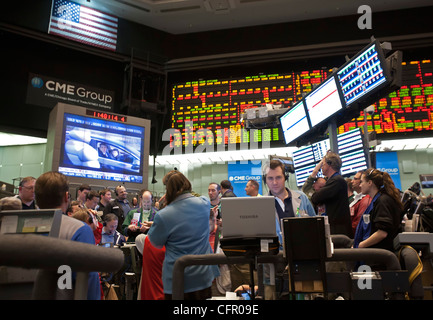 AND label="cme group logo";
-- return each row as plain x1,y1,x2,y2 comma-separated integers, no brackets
31,77,44,88
379,167,399,174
